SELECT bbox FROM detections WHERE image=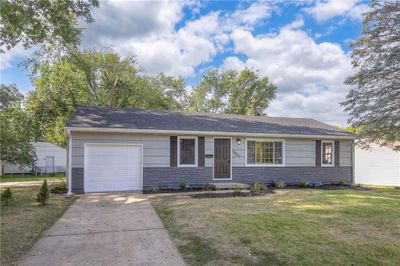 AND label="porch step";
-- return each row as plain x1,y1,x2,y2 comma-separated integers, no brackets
211,182,249,190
